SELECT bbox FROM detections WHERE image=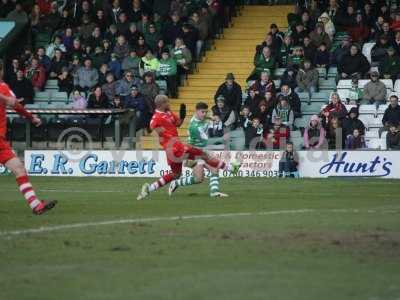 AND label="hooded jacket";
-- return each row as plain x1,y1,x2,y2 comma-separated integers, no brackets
296,66,319,90
342,108,366,137
304,115,326,149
